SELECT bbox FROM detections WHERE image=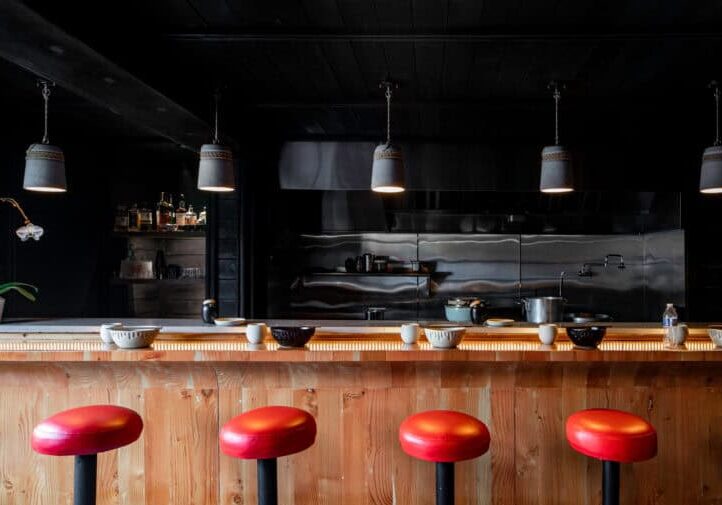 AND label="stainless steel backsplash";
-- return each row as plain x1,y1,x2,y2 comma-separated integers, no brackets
268,230,685,321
